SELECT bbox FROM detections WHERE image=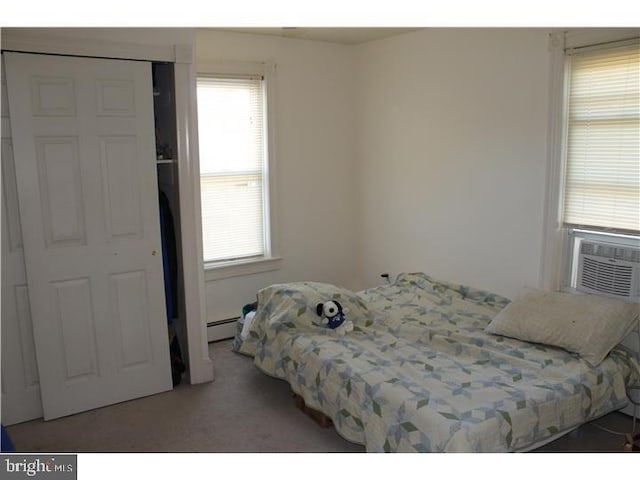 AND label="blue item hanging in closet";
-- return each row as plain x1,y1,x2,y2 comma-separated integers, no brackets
159,191,177,324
